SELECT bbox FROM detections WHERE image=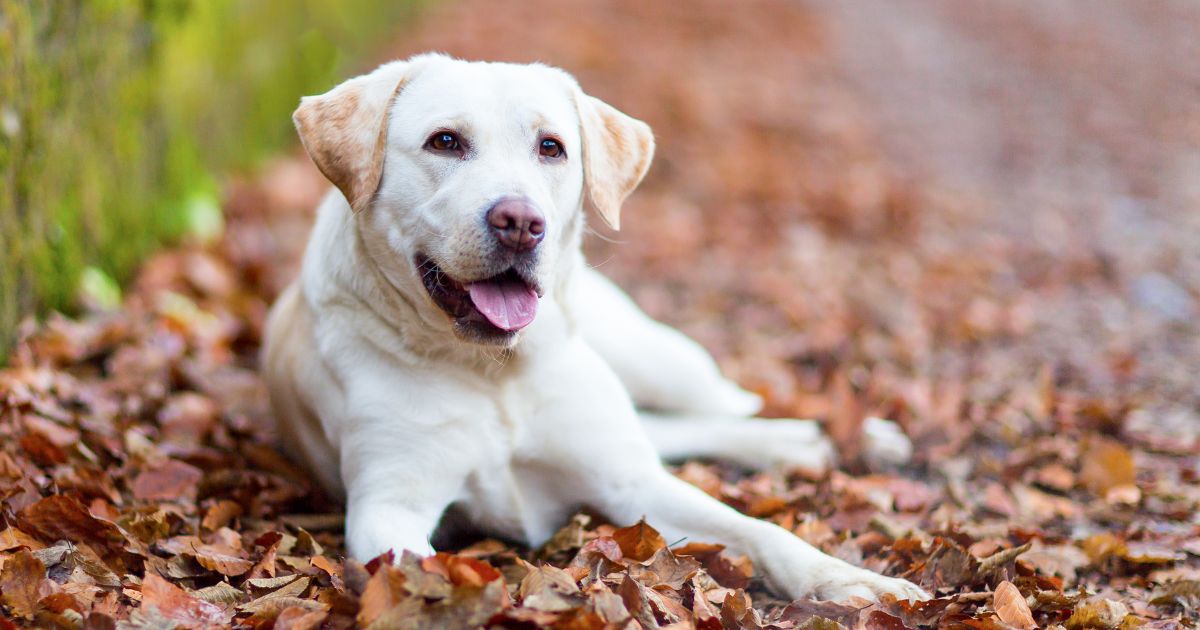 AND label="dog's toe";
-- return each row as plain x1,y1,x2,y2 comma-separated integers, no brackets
810,570,931,603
